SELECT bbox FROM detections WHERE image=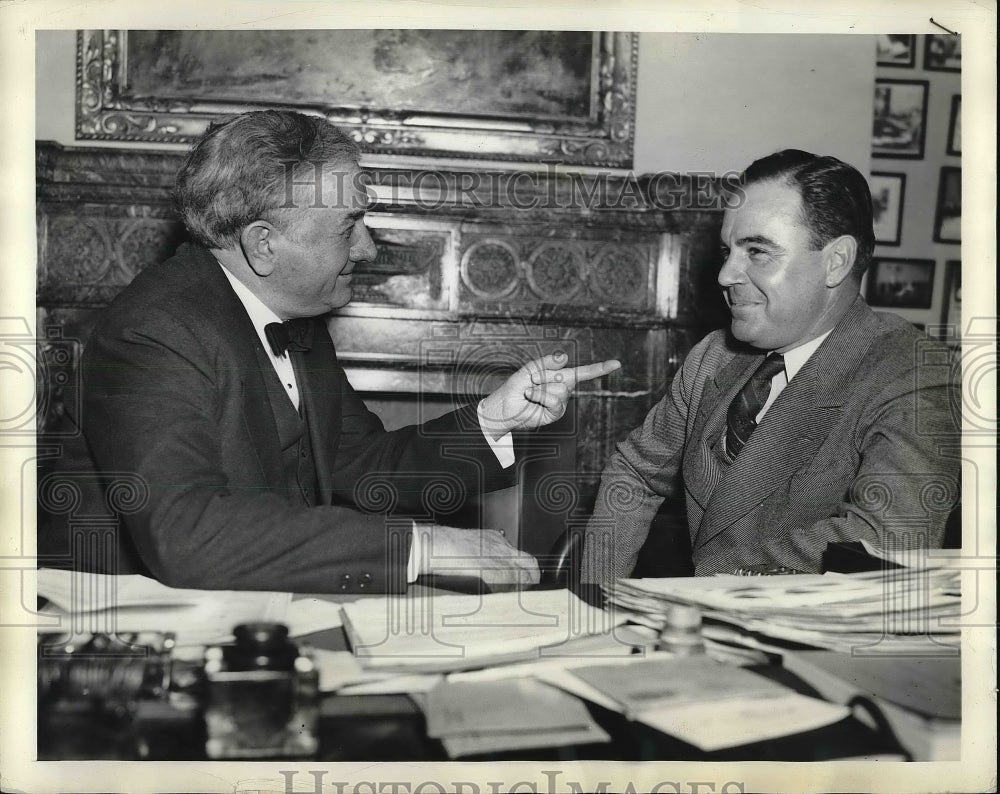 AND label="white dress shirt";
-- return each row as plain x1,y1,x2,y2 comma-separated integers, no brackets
756,330,833,422
221,266,302,410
